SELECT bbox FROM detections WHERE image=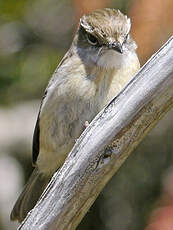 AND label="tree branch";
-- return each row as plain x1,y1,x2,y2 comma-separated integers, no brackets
18,36,173,230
